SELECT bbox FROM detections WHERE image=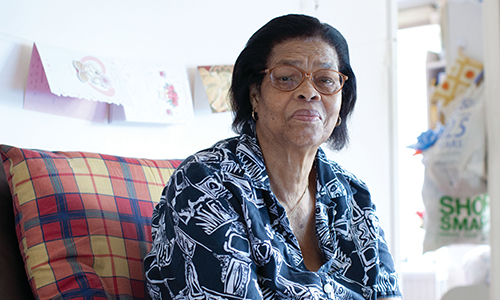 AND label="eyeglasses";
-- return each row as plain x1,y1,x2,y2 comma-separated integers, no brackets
262,65,348,95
